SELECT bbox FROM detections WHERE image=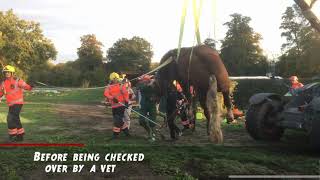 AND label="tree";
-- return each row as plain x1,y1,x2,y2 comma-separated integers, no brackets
76,34,105,86
220,13,268,76
203,38,217,50
0,31,5,50
277,4,320,77
0,10,57,72
77,34,103,71
106,36,153,74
